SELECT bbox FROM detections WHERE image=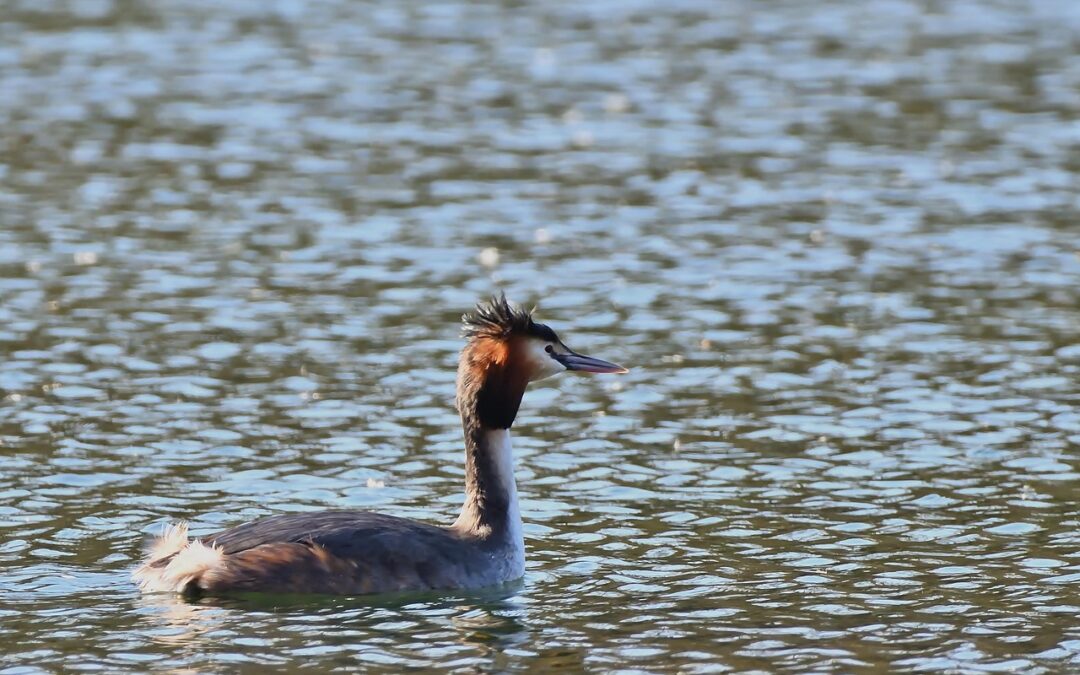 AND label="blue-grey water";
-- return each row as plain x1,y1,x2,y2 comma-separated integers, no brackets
2,0,1080,671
